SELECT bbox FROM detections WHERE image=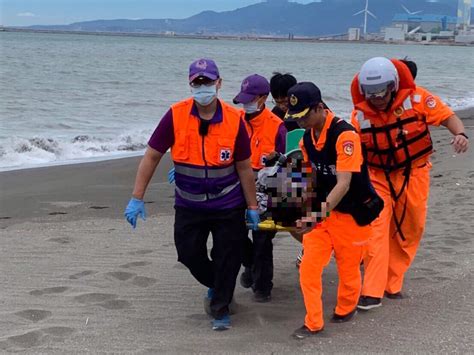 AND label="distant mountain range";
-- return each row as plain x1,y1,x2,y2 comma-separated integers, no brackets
29,0,473,37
